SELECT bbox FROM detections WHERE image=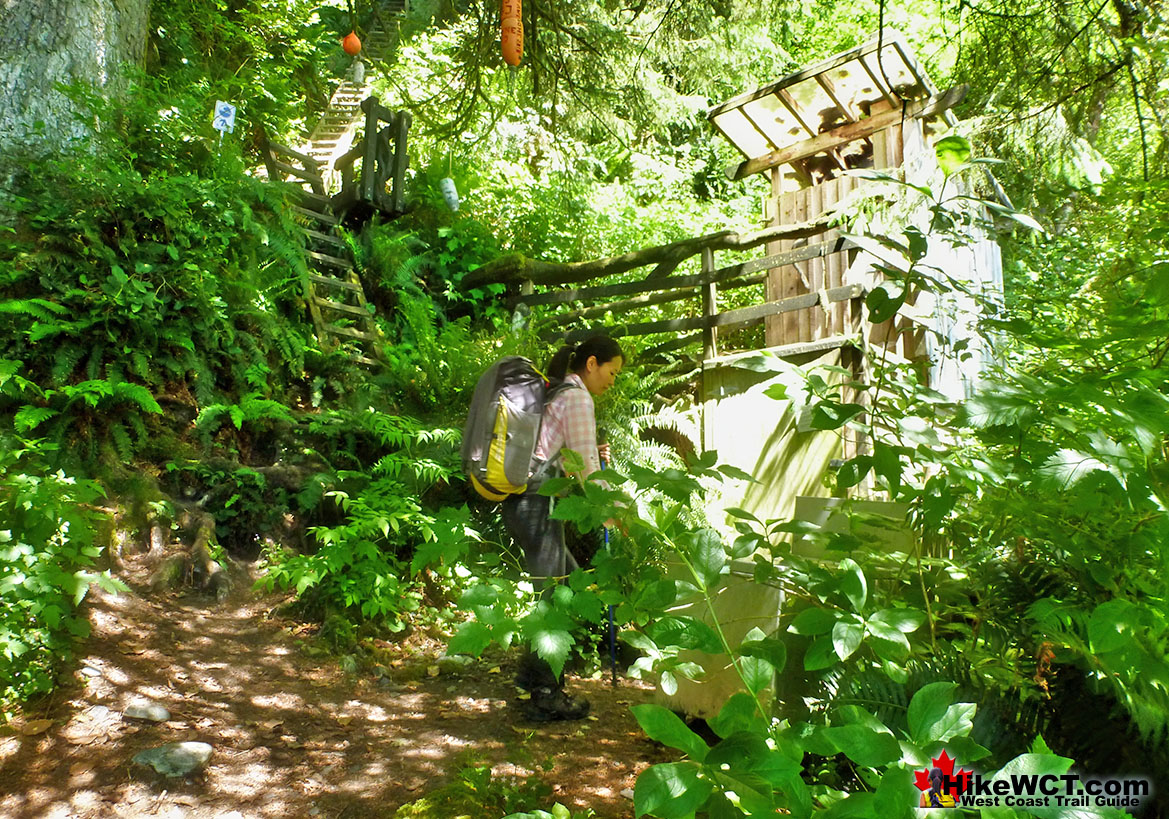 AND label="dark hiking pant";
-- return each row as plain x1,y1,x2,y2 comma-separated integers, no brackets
502,491,578,690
